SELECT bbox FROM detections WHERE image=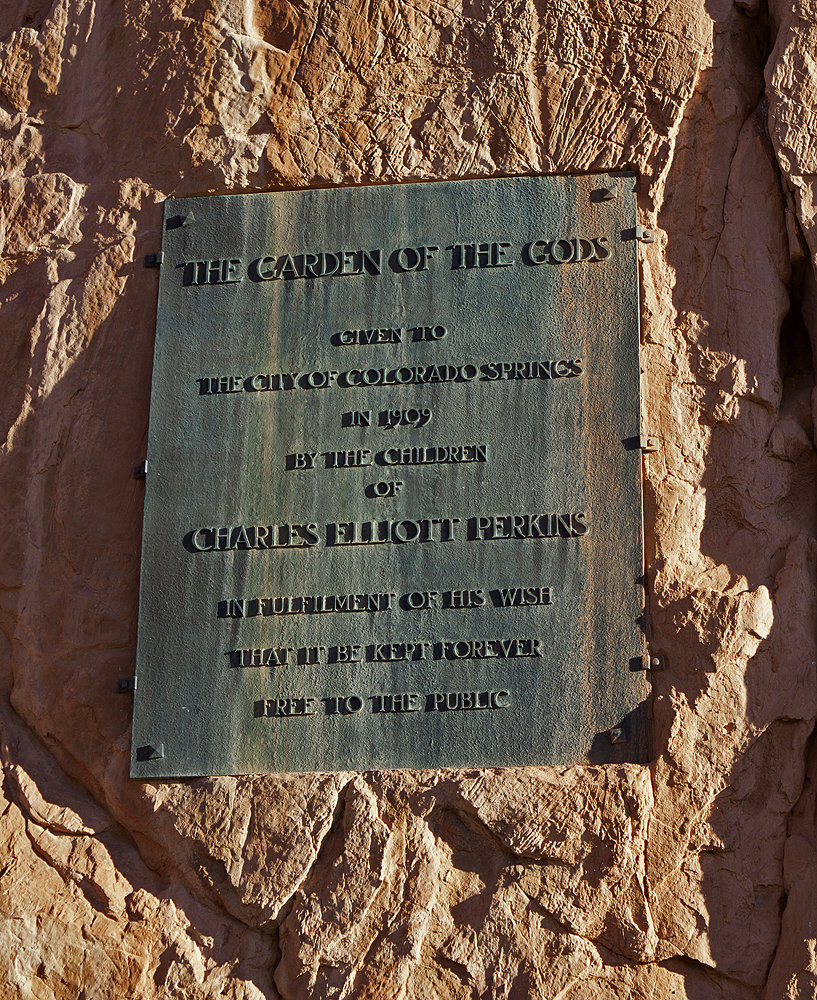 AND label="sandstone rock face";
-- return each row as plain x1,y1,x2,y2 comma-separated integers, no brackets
1,0,817,997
